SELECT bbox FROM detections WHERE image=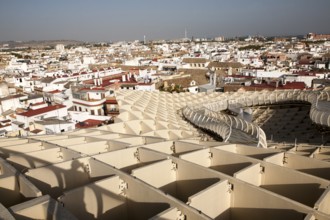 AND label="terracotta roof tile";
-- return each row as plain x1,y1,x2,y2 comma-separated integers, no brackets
208,61,244,68
105,99,117,104
47,90,62,94
75,119,104,128
17,104,66,117
182,58,208,63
